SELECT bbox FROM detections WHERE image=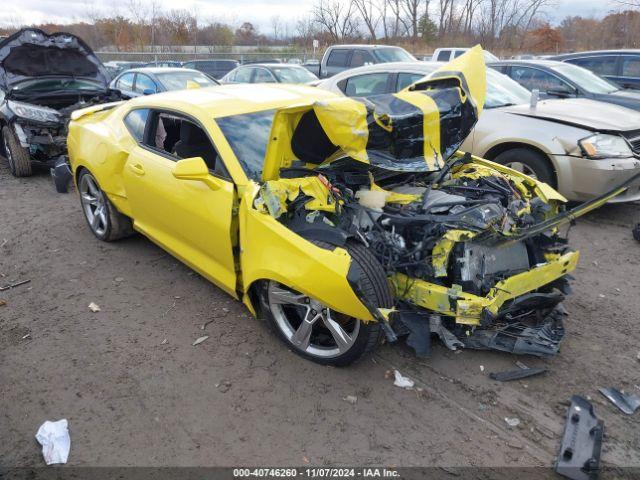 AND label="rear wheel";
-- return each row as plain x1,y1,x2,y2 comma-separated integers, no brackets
2,126,32,177
494,148,556,187
261,241,393,366
78,169,134,241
